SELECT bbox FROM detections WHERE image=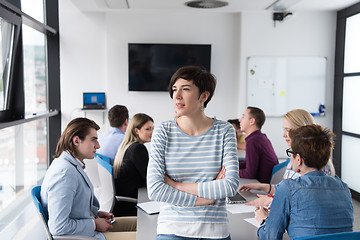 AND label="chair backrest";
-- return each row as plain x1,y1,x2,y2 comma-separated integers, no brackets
84,158,102,199
31,186,54,240
31,186,102,240
294,231,360,240
96,157,115,212
95,153,111,164
270,159,290,184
